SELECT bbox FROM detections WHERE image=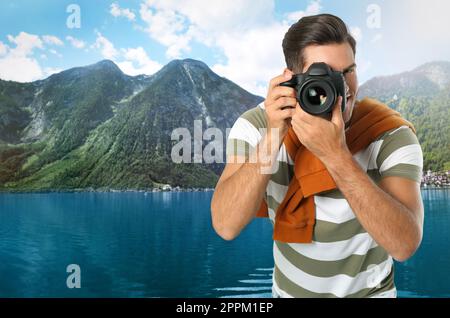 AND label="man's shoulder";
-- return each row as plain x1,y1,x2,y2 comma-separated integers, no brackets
237,101,267,130
374,125,423,181
375,125,420,151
